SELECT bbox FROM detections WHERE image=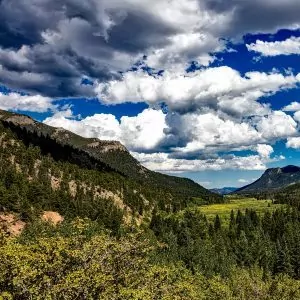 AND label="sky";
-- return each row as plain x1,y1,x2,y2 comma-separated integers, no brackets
0,0,300,188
